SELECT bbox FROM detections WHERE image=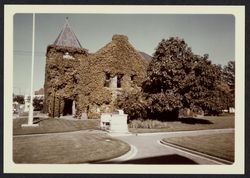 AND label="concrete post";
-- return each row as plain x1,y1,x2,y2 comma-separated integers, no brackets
72,100,76,116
